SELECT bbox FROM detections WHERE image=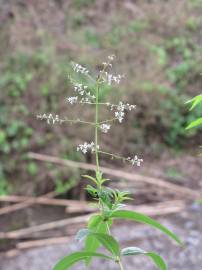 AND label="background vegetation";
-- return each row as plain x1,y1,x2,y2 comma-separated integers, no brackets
0,0,202,197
